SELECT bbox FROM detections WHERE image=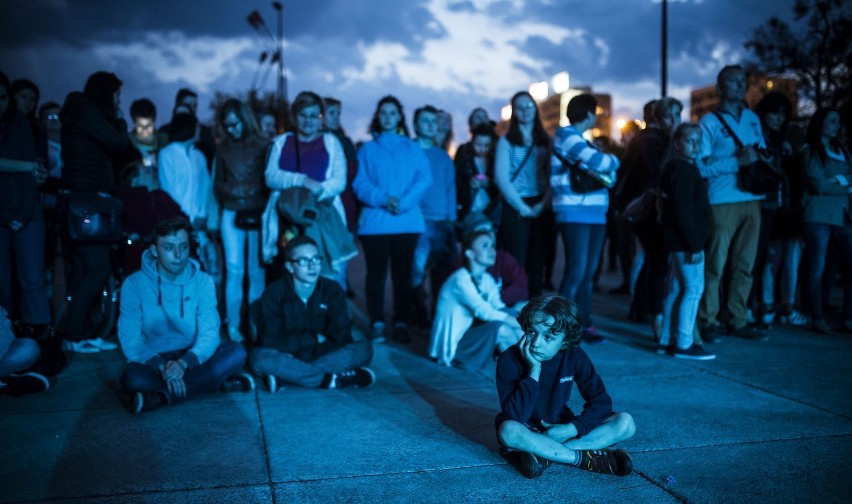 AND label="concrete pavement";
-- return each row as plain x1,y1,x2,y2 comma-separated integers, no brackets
2,263,851,503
